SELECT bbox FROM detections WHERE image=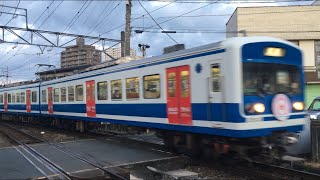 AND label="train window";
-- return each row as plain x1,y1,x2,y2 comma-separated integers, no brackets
32,91,37,102
16,93,20,103
76,85,83,101
143,74,160,99
12,93,15,103
7,94,11,103
21,92,25,103
211,64,221,92
0,94,3,103
126,77,139,99
180,70,190,98
42,90,47,103
97,81,108,100
168,72,176,97
111,80,122,100
60,88,66,102
54,88,59,102
68,86,74,102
